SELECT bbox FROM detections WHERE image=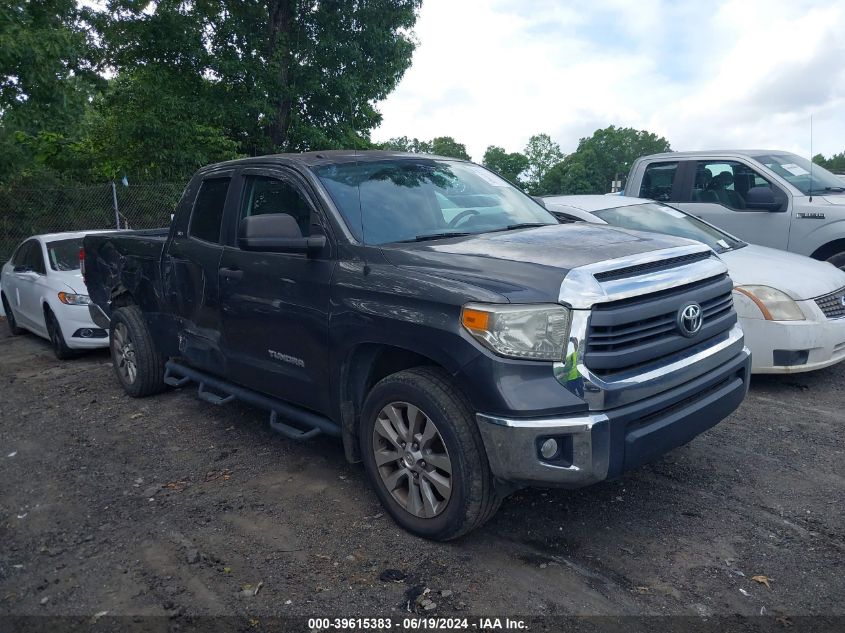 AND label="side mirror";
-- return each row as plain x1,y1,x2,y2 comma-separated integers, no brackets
238,214,326,255
745,186,782,211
